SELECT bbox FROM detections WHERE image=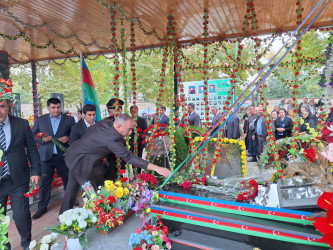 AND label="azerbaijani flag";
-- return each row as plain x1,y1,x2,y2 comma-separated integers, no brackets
81,57,101,121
